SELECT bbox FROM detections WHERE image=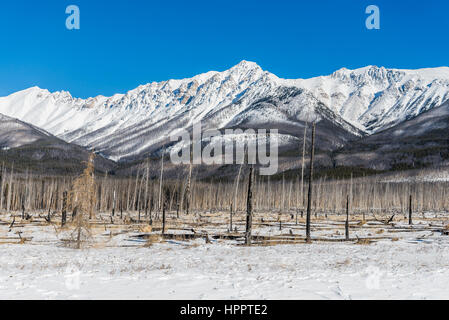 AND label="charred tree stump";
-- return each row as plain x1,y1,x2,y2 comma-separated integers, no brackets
9,216,15,231
306,122,316,243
